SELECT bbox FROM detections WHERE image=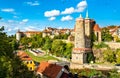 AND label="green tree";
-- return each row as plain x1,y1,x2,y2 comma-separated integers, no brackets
64,43,73,59
51,40,66,56
54,33,69,39
101,27,113,41
0,26,35,78
116,49,120,63
11,40,19,51
103,49,116,63
42,36,52,52
20,37,31,49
